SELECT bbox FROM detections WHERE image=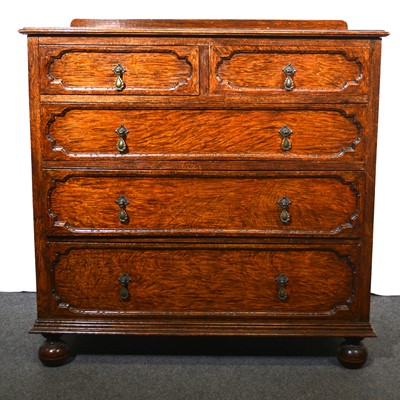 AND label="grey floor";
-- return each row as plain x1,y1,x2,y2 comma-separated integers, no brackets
0,293,399,400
